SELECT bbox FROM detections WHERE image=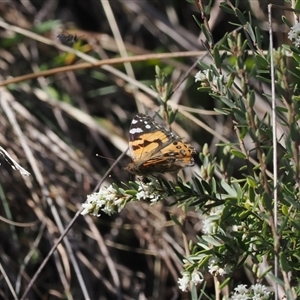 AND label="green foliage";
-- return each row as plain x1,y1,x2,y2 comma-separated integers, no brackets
190,2,300,298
